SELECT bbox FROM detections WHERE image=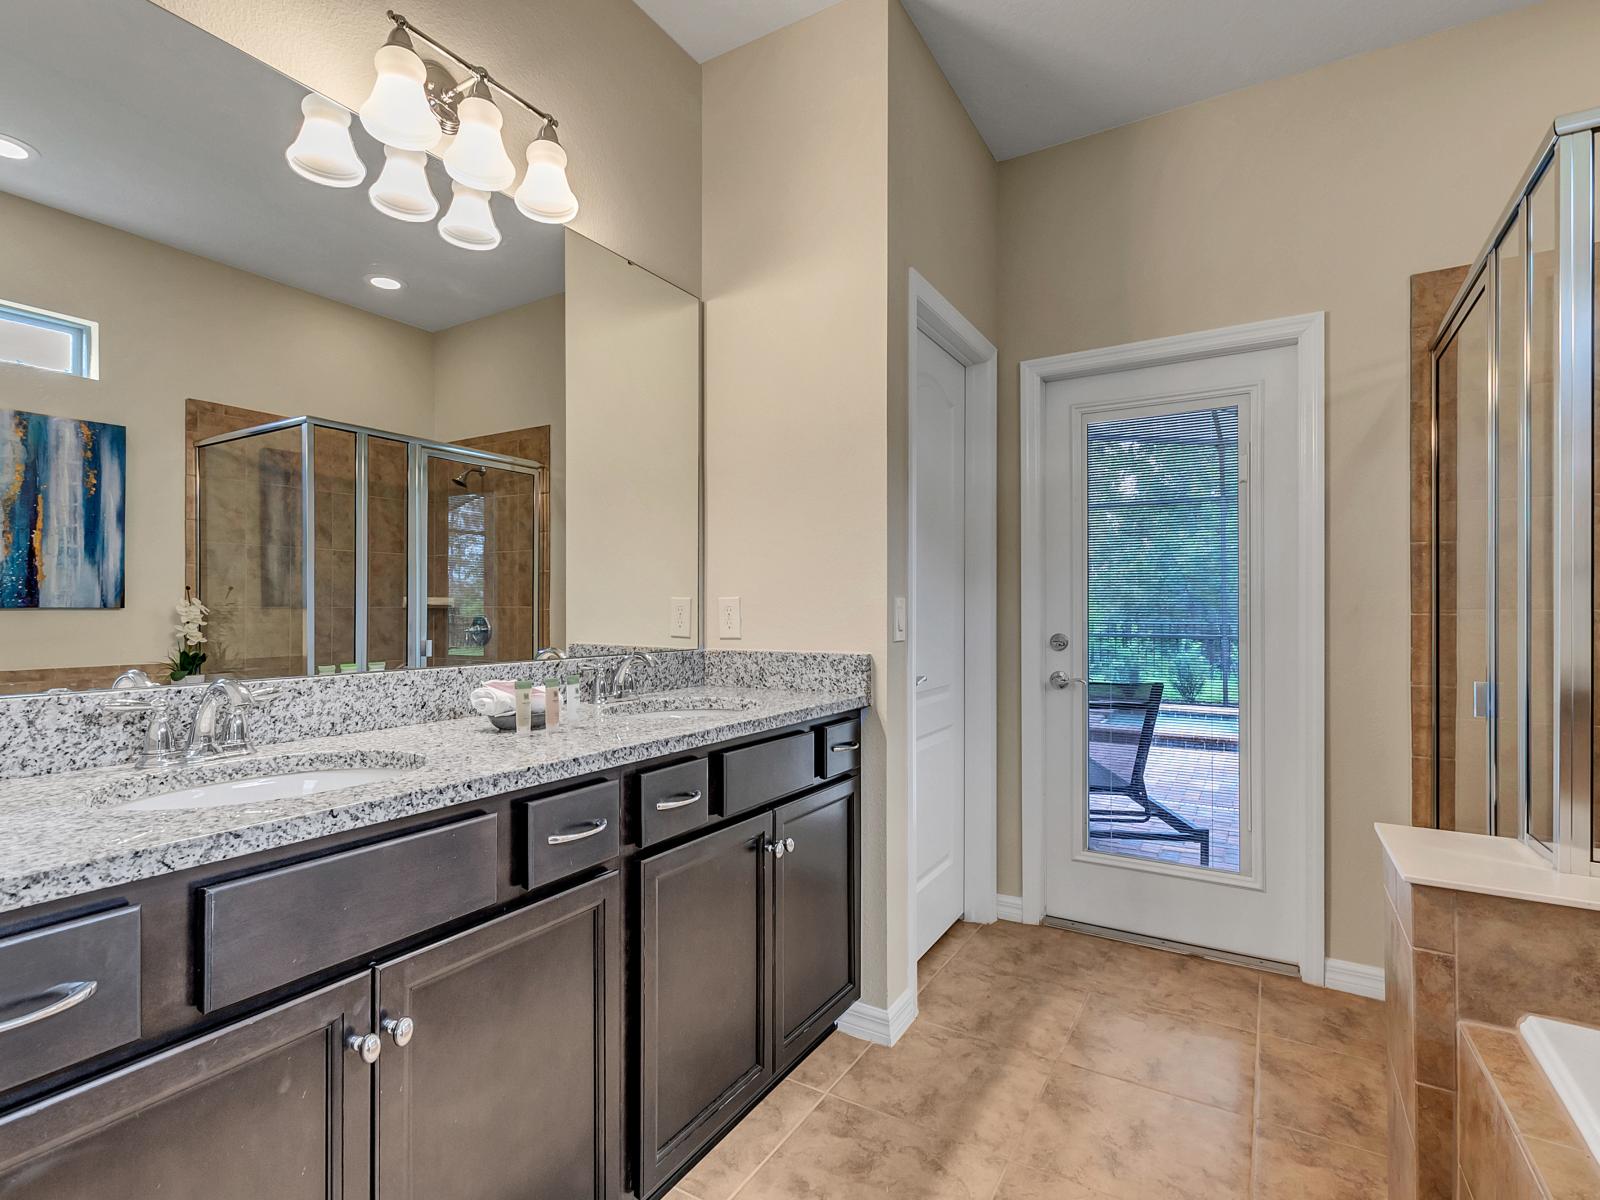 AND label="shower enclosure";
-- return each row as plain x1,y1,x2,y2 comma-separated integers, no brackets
1428,106,1598,874
196,417,541,679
